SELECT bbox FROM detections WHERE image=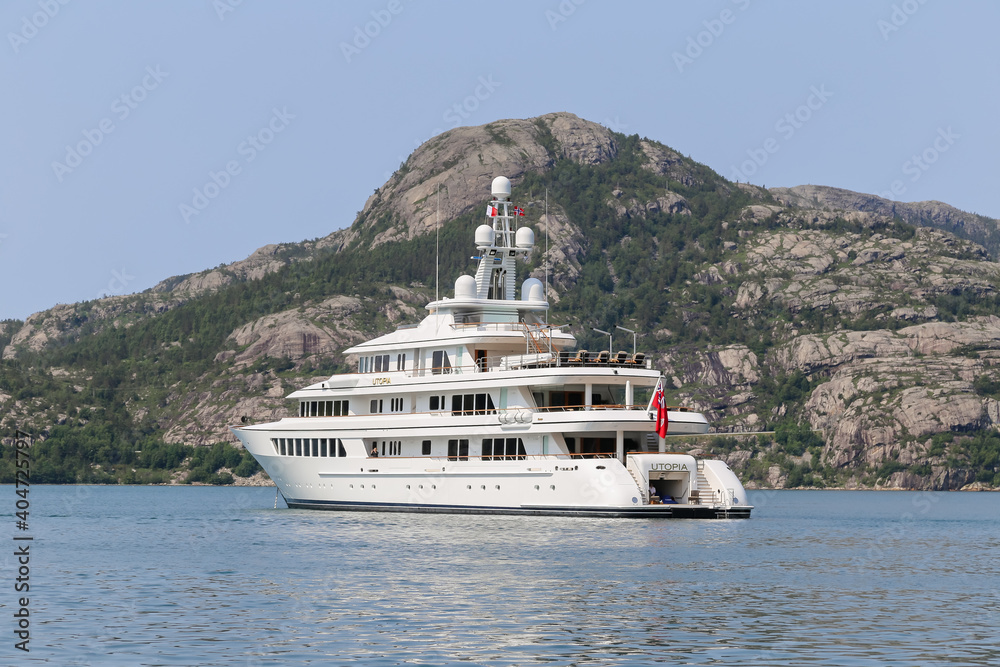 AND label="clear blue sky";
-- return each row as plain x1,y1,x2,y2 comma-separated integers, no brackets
2,0,997,321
